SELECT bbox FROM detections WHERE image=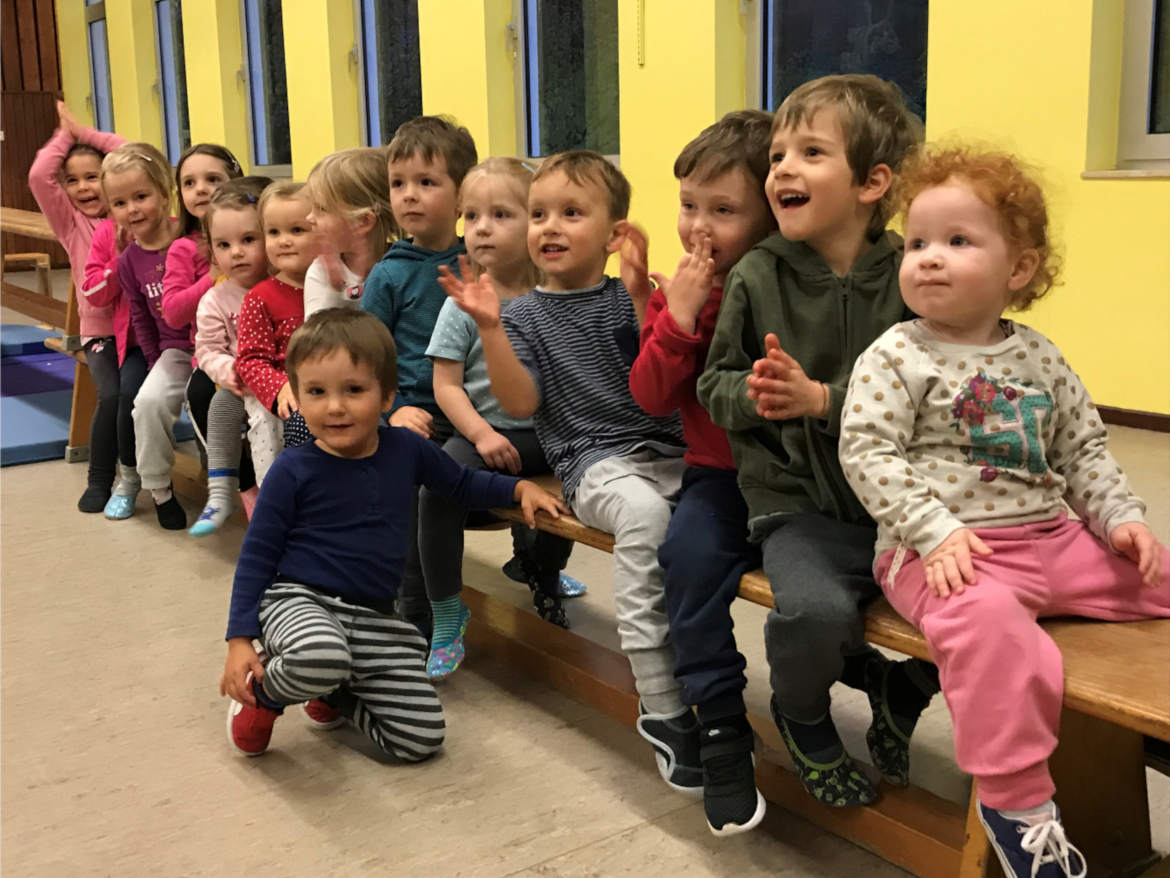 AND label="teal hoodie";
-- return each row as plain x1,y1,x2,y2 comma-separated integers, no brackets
696,230,910,537
360,237,465,414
